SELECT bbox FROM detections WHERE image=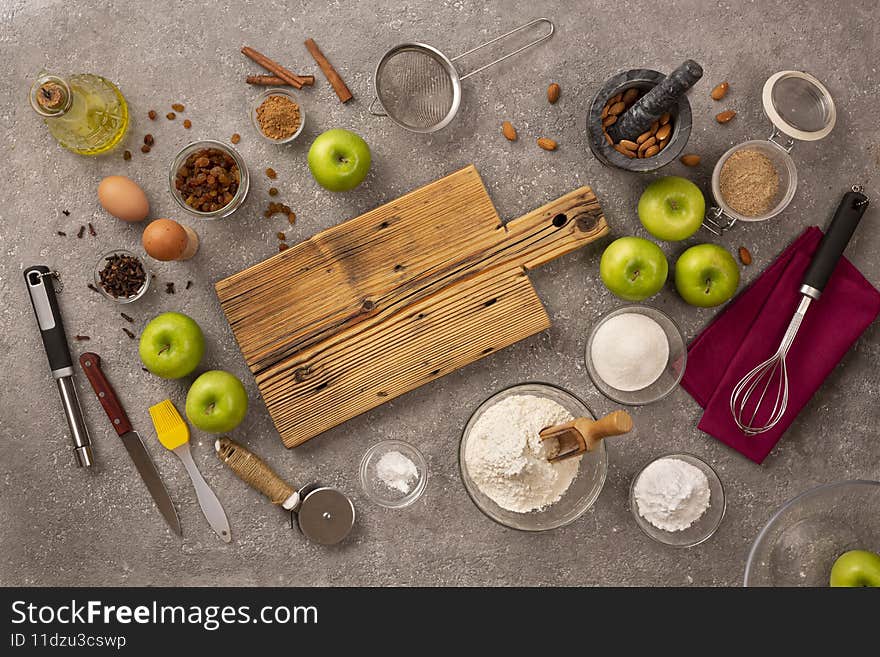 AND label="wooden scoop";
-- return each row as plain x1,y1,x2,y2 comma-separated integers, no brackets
539,410,633,463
